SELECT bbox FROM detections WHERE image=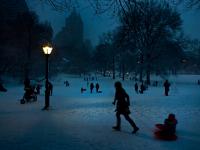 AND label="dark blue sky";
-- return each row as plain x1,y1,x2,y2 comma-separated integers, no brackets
26,0,200,46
